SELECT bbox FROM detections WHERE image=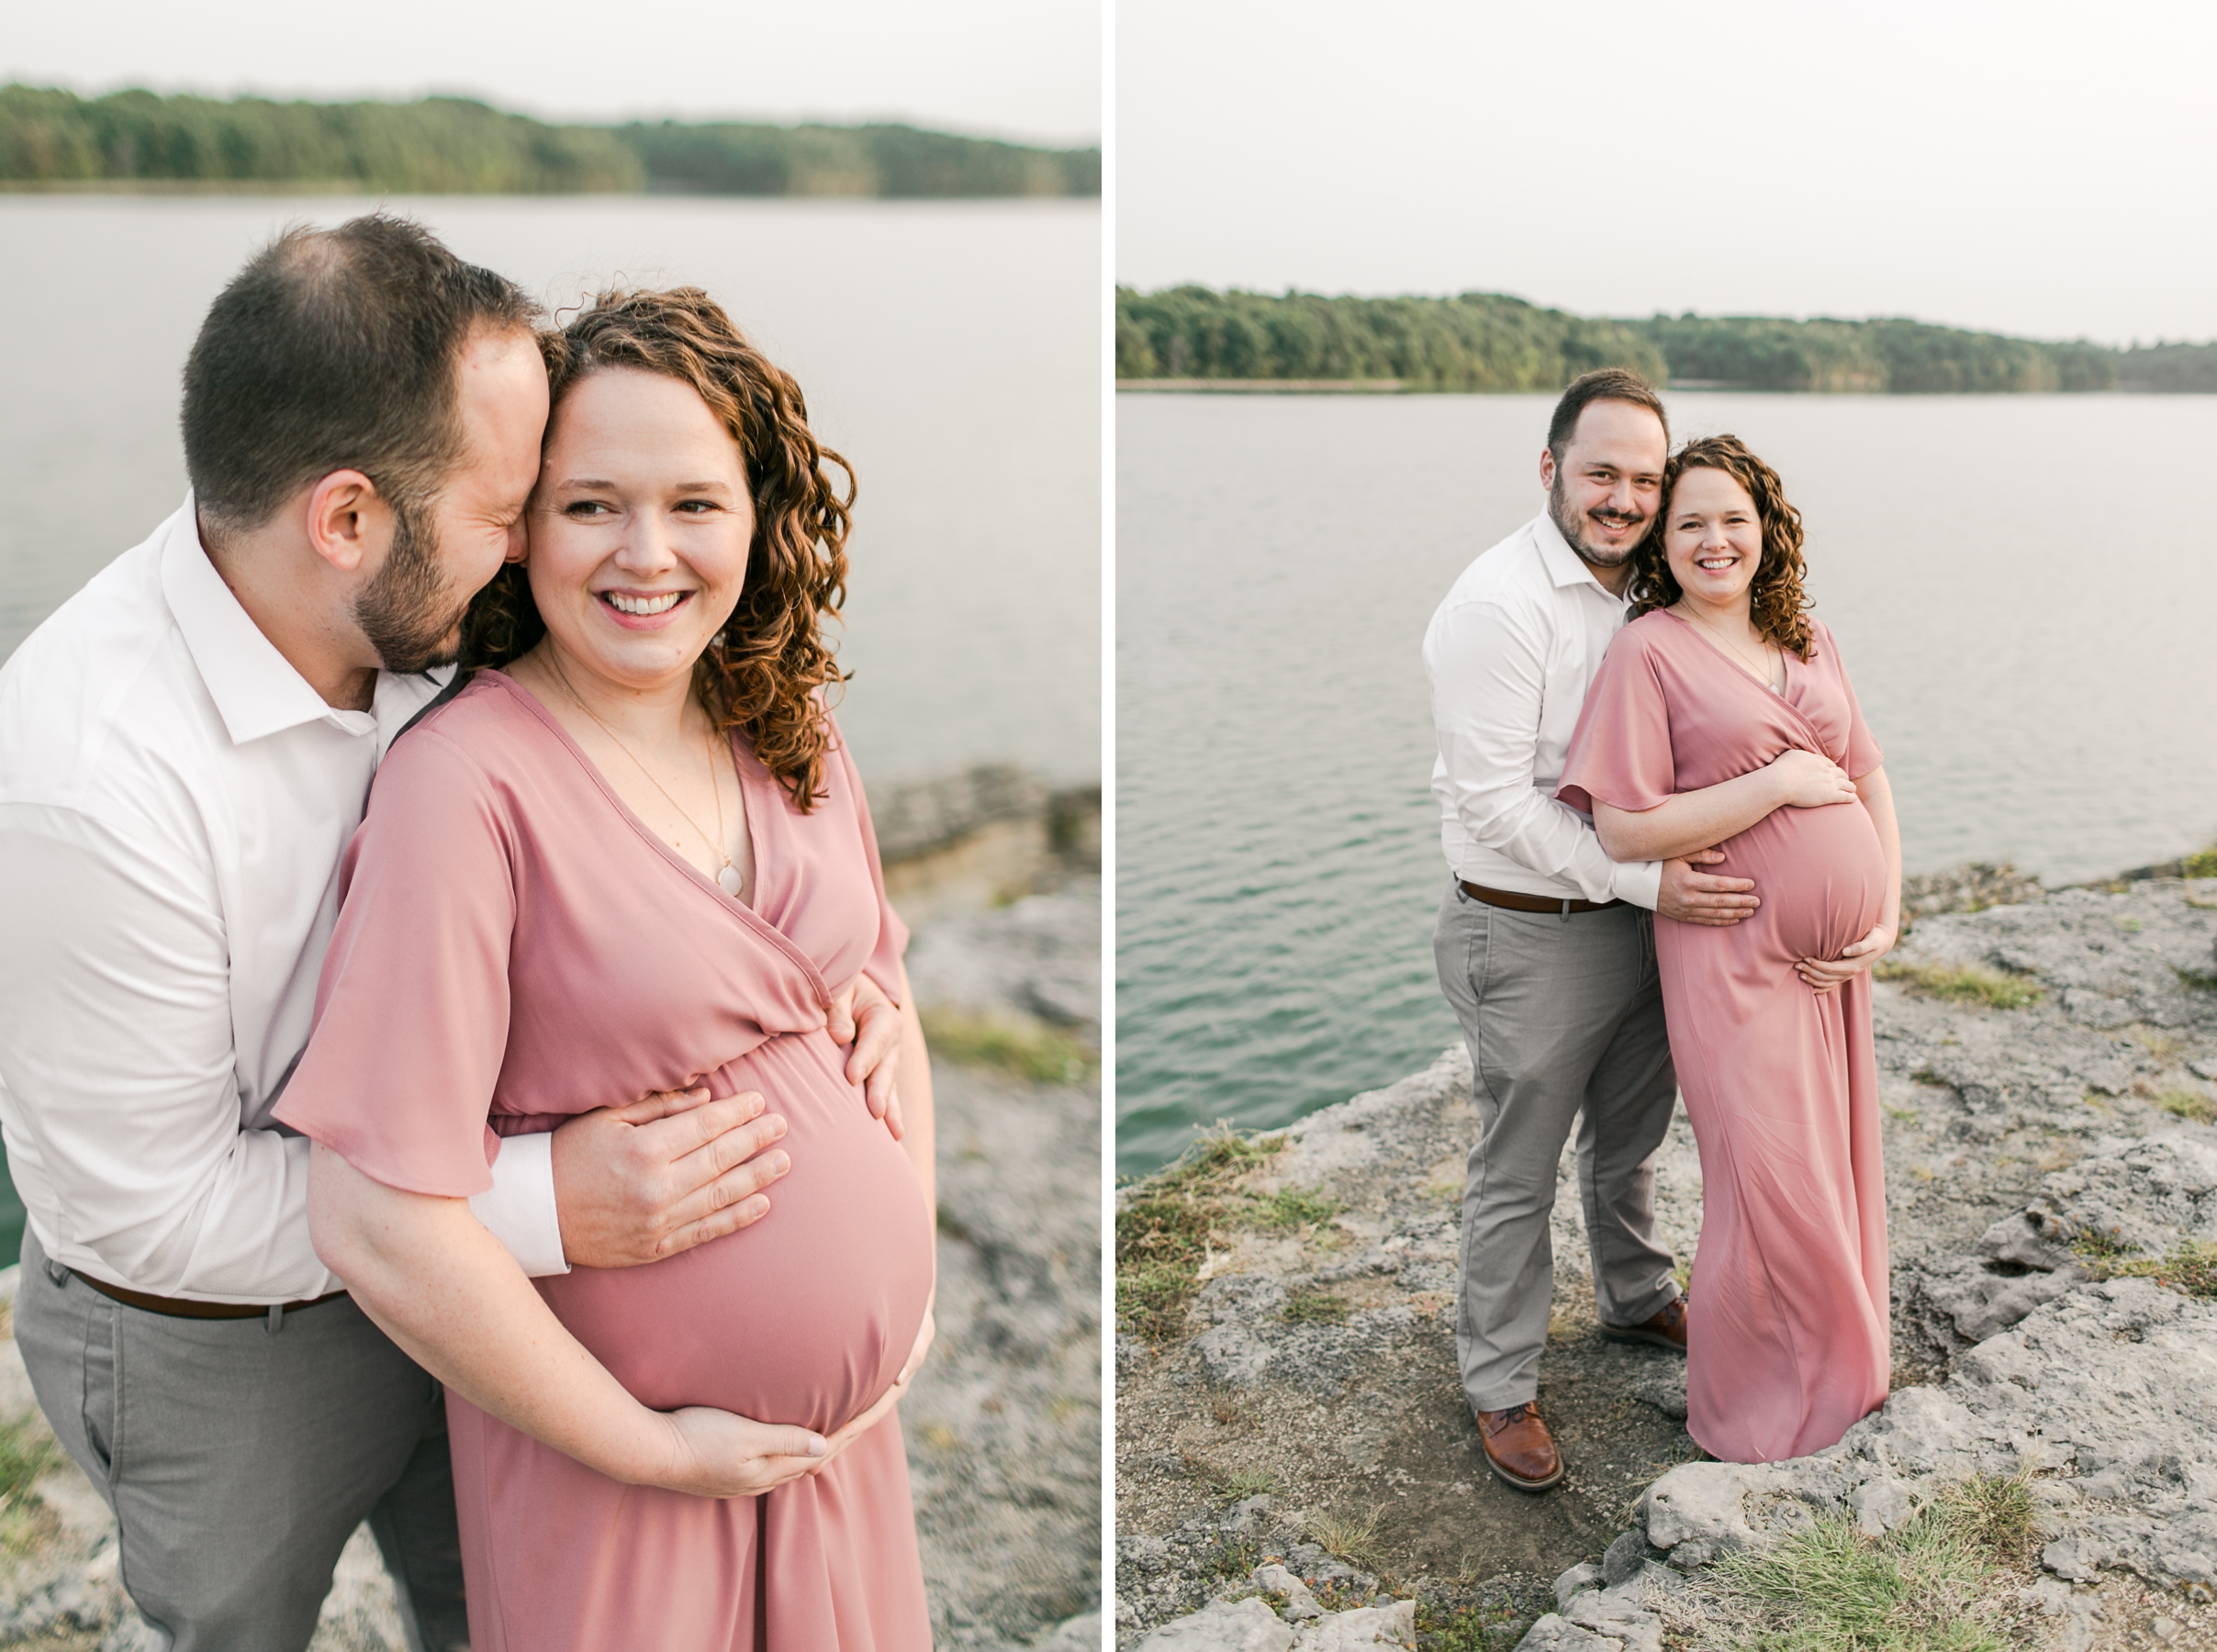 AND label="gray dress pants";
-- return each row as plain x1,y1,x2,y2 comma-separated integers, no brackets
14,1227,468,1652
1433,879,1682,1413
